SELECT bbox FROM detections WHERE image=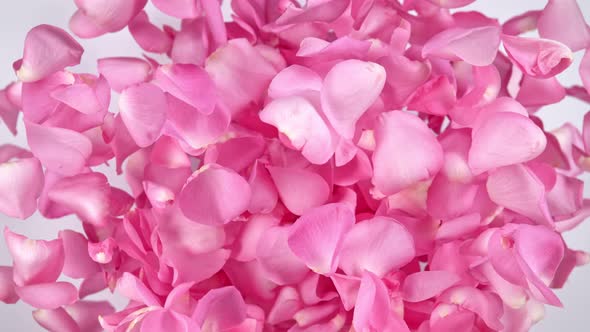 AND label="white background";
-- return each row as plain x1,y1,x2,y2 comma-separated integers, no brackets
0,0,588,331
